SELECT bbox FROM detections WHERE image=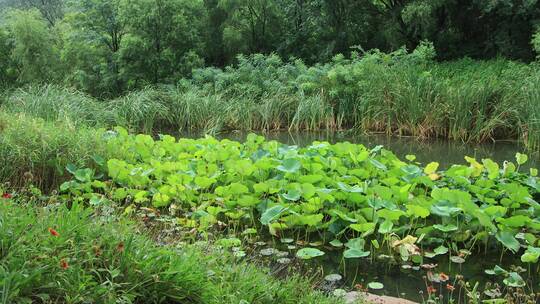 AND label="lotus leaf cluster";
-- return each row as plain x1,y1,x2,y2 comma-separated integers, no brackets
61,128,540,268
